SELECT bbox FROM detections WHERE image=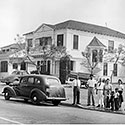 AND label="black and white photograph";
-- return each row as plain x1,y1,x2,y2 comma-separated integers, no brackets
0,0,125,124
